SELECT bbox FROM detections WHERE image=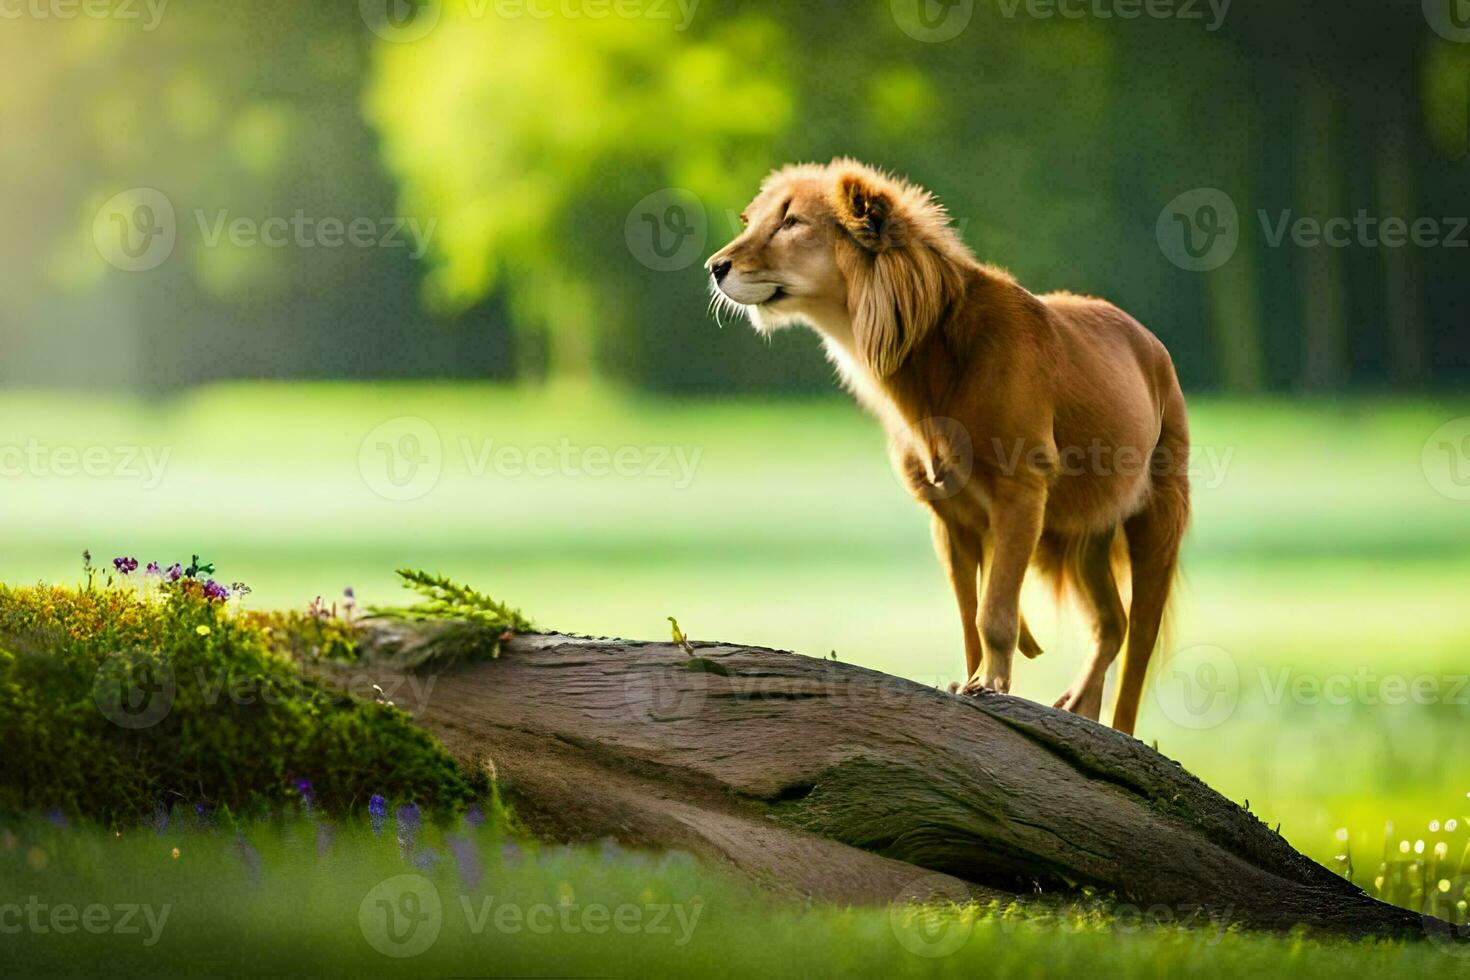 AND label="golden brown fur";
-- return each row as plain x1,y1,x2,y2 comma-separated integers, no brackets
707,159,1190,734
